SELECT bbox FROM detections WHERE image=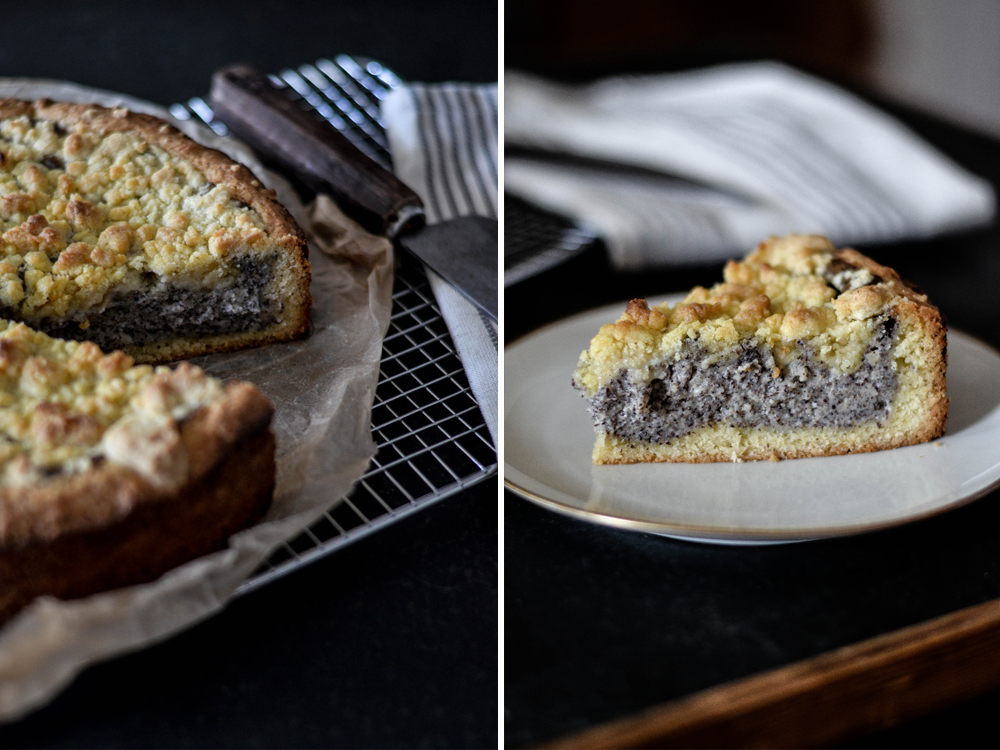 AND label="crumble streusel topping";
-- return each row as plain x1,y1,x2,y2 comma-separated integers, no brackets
573,235,926,396
0,111,271,323
0,320,222,487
